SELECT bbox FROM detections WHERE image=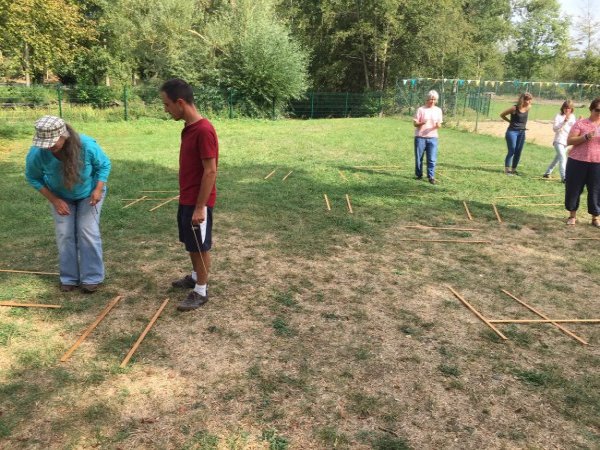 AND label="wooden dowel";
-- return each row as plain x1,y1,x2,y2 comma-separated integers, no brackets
352,165,403,169
149,196,179,212
495,194,559,199
463,201,473,221
397,239,490,243
506,203,562,207
264,169,276,180
403,225,479,231
282,170,293,181
0,269,59,276
338,170,348,181
120,298,169,368
0,302,61,309
492,204,502,223
122,195,148,209
140,190,178,193
490,319,600,324
500,289,588,345
447,286,508,340
60,295,123,362
568,238,600,241
324,194,331,211
345,194,353,213
122,198,174,201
